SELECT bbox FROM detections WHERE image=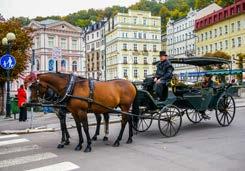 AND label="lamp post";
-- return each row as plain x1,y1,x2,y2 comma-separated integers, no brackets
1,32,16,118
